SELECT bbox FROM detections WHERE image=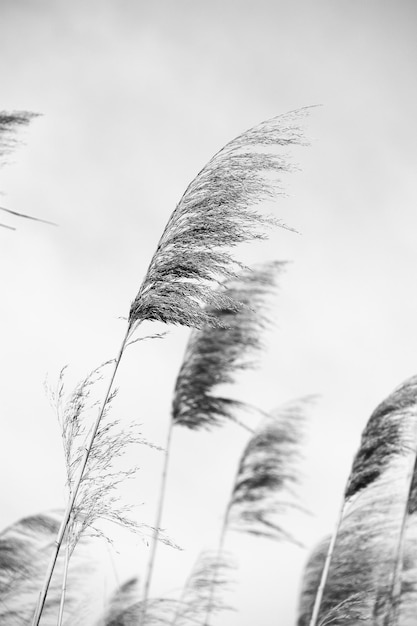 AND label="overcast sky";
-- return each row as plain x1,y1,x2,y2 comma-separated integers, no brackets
1,1,417,625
